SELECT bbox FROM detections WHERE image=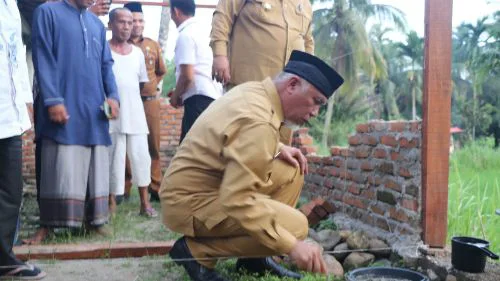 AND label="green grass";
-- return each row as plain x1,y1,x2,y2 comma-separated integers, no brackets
448,139,500,254
20,188,180,244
